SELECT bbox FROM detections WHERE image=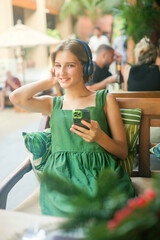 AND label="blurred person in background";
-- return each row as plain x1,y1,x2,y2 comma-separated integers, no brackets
155,38,160,67
0,71,21,111
123,37,160,91
88,26,110,60
86,44,122,91
112,30,128,65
